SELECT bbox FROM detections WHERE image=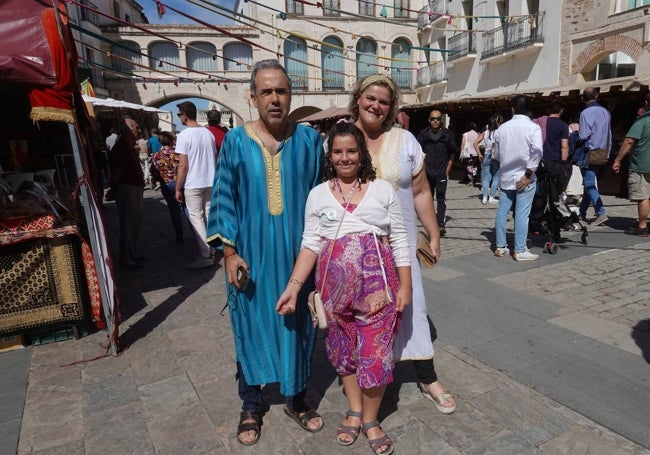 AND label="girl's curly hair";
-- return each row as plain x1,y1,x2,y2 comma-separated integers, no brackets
322,121,377,182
